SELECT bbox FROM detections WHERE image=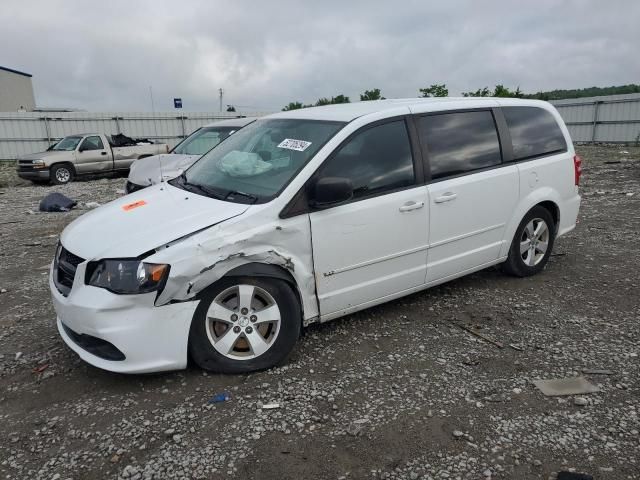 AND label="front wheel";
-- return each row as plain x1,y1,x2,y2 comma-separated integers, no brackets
502,206,555,277
189,277,301,373
50,164,74,185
